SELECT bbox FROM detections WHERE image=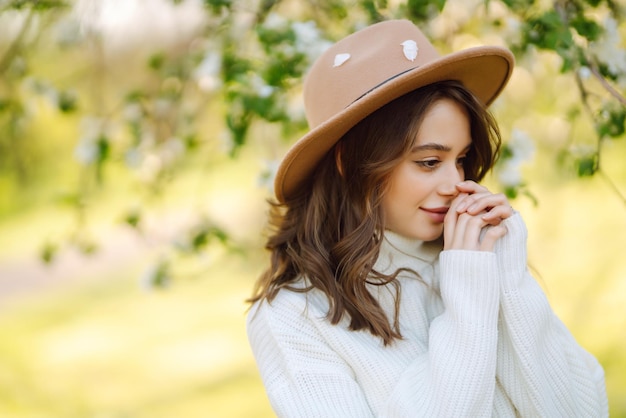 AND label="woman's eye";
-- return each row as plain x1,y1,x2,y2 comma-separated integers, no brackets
415,160,440,169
